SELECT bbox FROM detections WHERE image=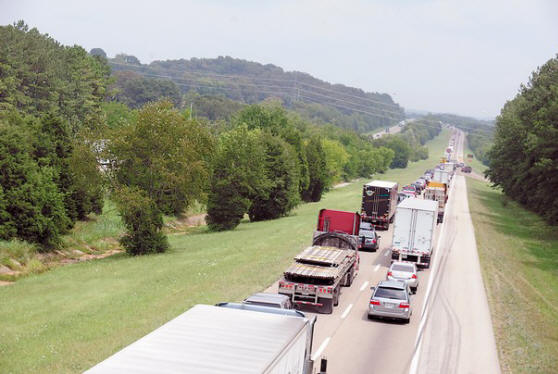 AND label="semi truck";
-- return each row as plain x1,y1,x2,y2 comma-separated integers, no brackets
433,169,450,185
279,243,358,314
424,181,448,223
361,180,399,230
85,303,317,374
391,198,438,268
